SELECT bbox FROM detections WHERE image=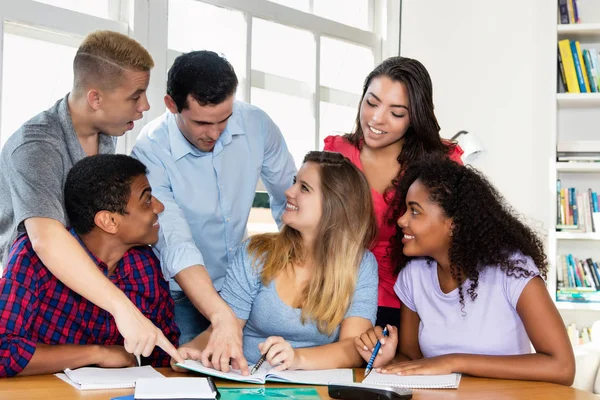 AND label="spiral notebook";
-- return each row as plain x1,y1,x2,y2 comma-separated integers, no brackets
363,371,461,389
55,365,164,390
176,359,353,385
